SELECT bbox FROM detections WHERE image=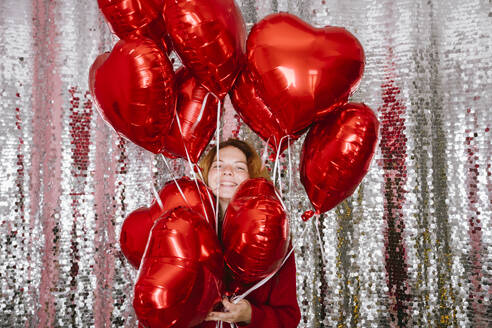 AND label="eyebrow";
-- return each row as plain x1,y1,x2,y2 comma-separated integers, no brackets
213,160,247,164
